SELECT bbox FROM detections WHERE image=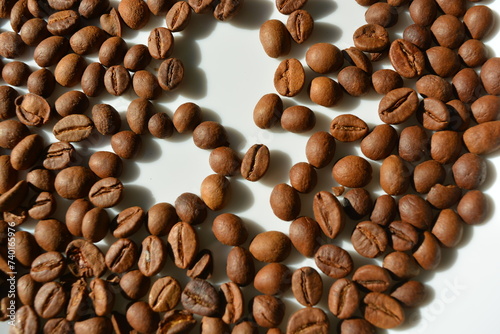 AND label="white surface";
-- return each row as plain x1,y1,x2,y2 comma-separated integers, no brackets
3,0,500,333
